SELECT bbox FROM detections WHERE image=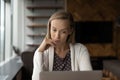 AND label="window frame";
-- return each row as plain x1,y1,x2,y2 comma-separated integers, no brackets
0,0,5,62
0,0,13,63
